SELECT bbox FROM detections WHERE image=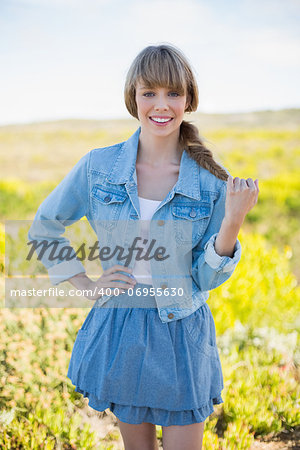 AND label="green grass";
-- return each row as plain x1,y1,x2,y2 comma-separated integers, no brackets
0,111,299,448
